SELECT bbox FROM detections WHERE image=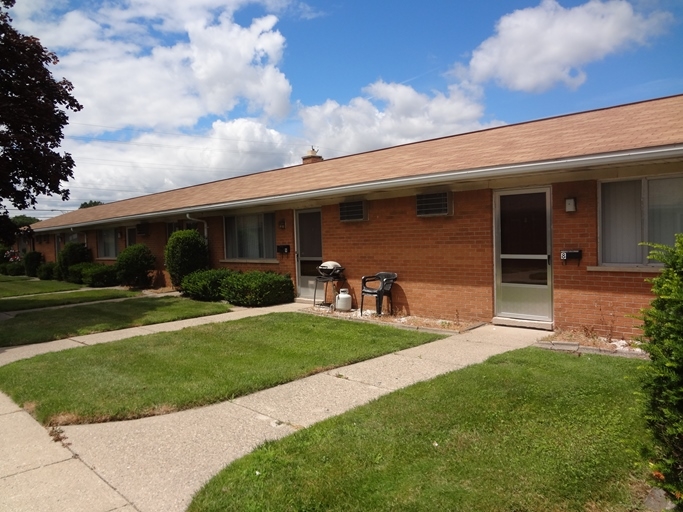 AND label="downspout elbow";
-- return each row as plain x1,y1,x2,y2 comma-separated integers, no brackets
186,214,208,241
